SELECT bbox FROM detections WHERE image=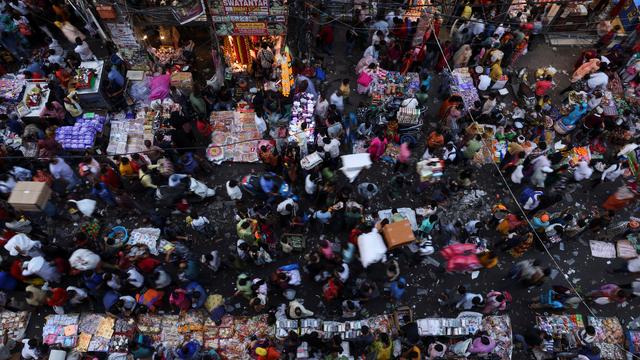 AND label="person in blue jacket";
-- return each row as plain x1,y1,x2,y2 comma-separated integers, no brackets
185,281,206,309
175,340,200,360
